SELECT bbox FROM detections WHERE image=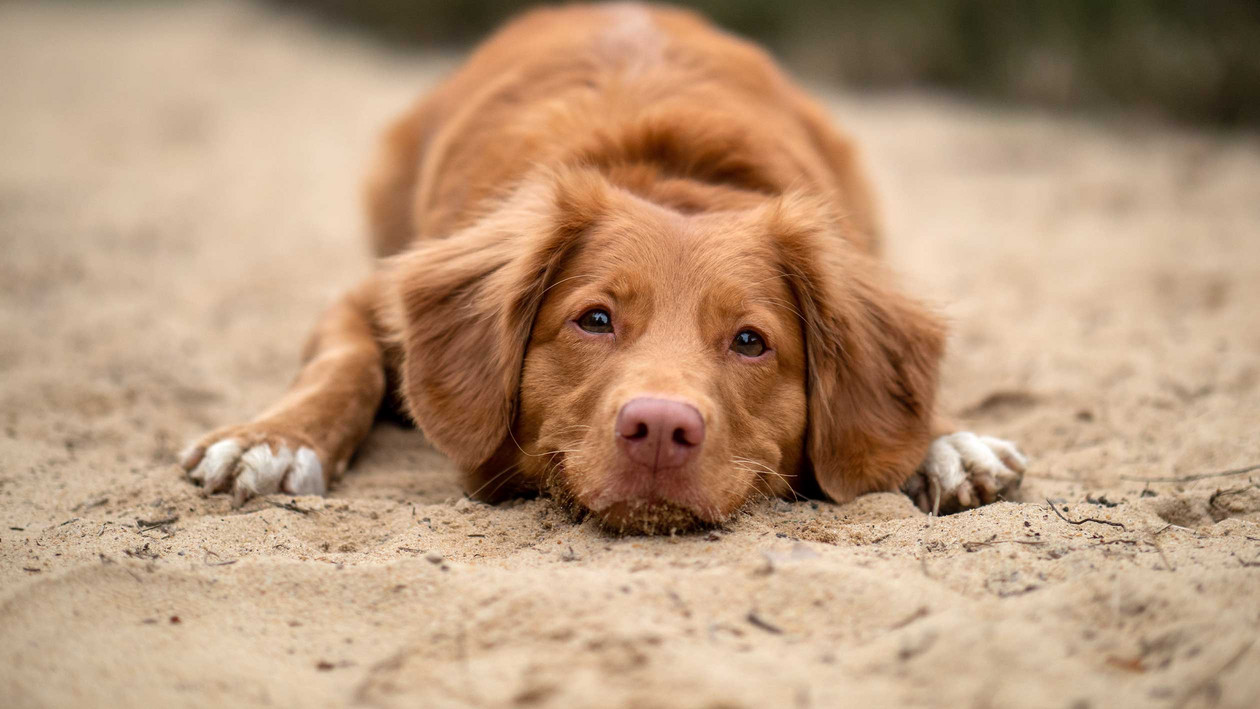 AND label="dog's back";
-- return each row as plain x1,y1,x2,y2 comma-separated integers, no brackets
364,2,882,258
